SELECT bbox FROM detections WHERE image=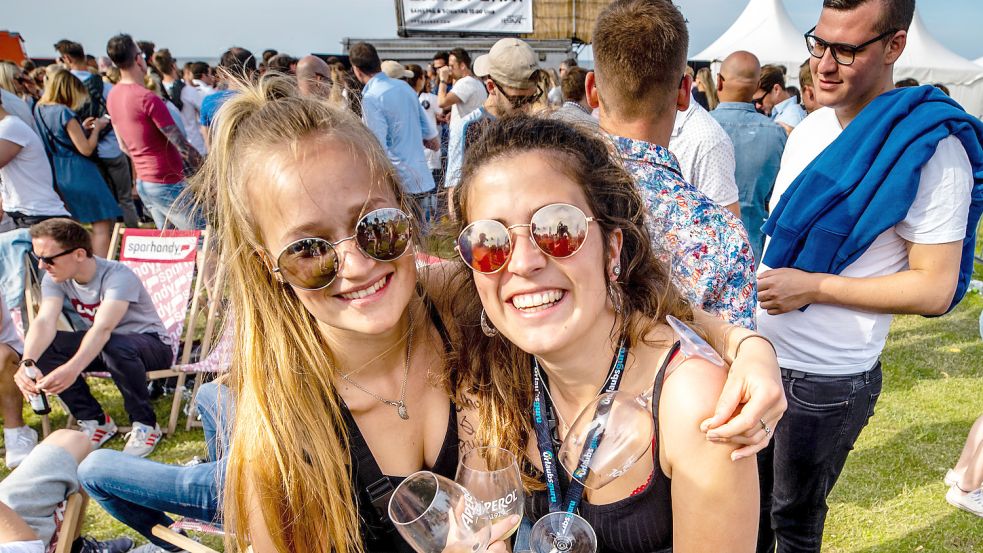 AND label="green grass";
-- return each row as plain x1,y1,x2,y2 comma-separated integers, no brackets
2,275,982,551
